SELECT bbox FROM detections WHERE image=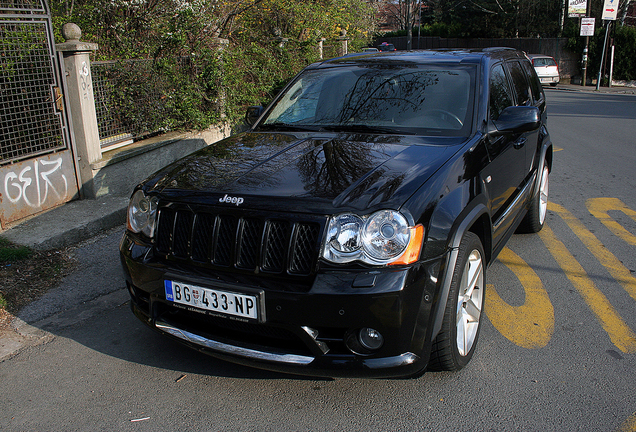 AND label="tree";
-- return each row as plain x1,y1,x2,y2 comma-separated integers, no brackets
49,0,377,127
